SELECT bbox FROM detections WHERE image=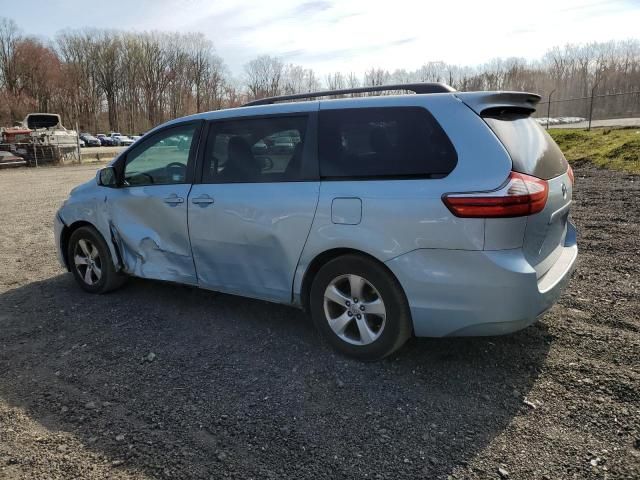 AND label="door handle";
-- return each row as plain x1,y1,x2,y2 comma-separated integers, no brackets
191,195,214,205
163,194,184,205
